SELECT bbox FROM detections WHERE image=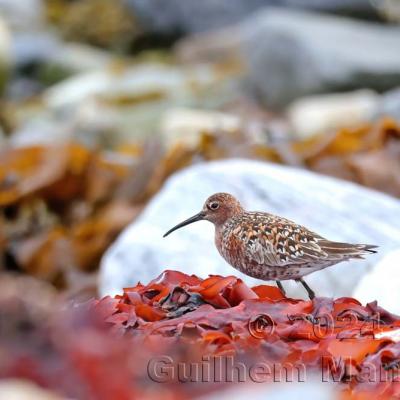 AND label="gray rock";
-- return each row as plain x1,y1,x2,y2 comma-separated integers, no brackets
12,31,60,68
0,0,44,31
240,8,400,107
0,0,49,75
100,159,400,301
376,0,400,22
127,0,378,34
